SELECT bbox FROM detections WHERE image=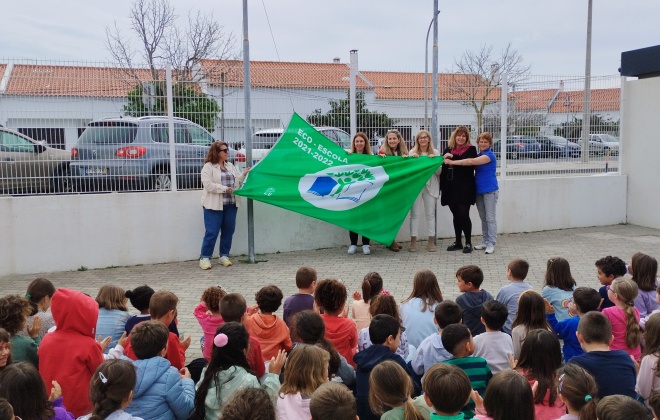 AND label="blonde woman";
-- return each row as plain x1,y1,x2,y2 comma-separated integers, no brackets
409,130,441,252
378,129,408,251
